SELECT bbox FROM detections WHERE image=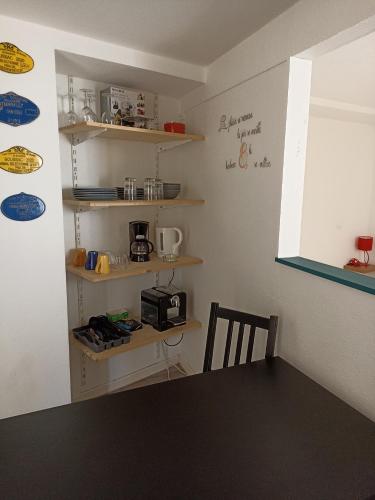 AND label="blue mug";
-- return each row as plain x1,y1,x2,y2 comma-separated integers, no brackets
85,251,98,270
